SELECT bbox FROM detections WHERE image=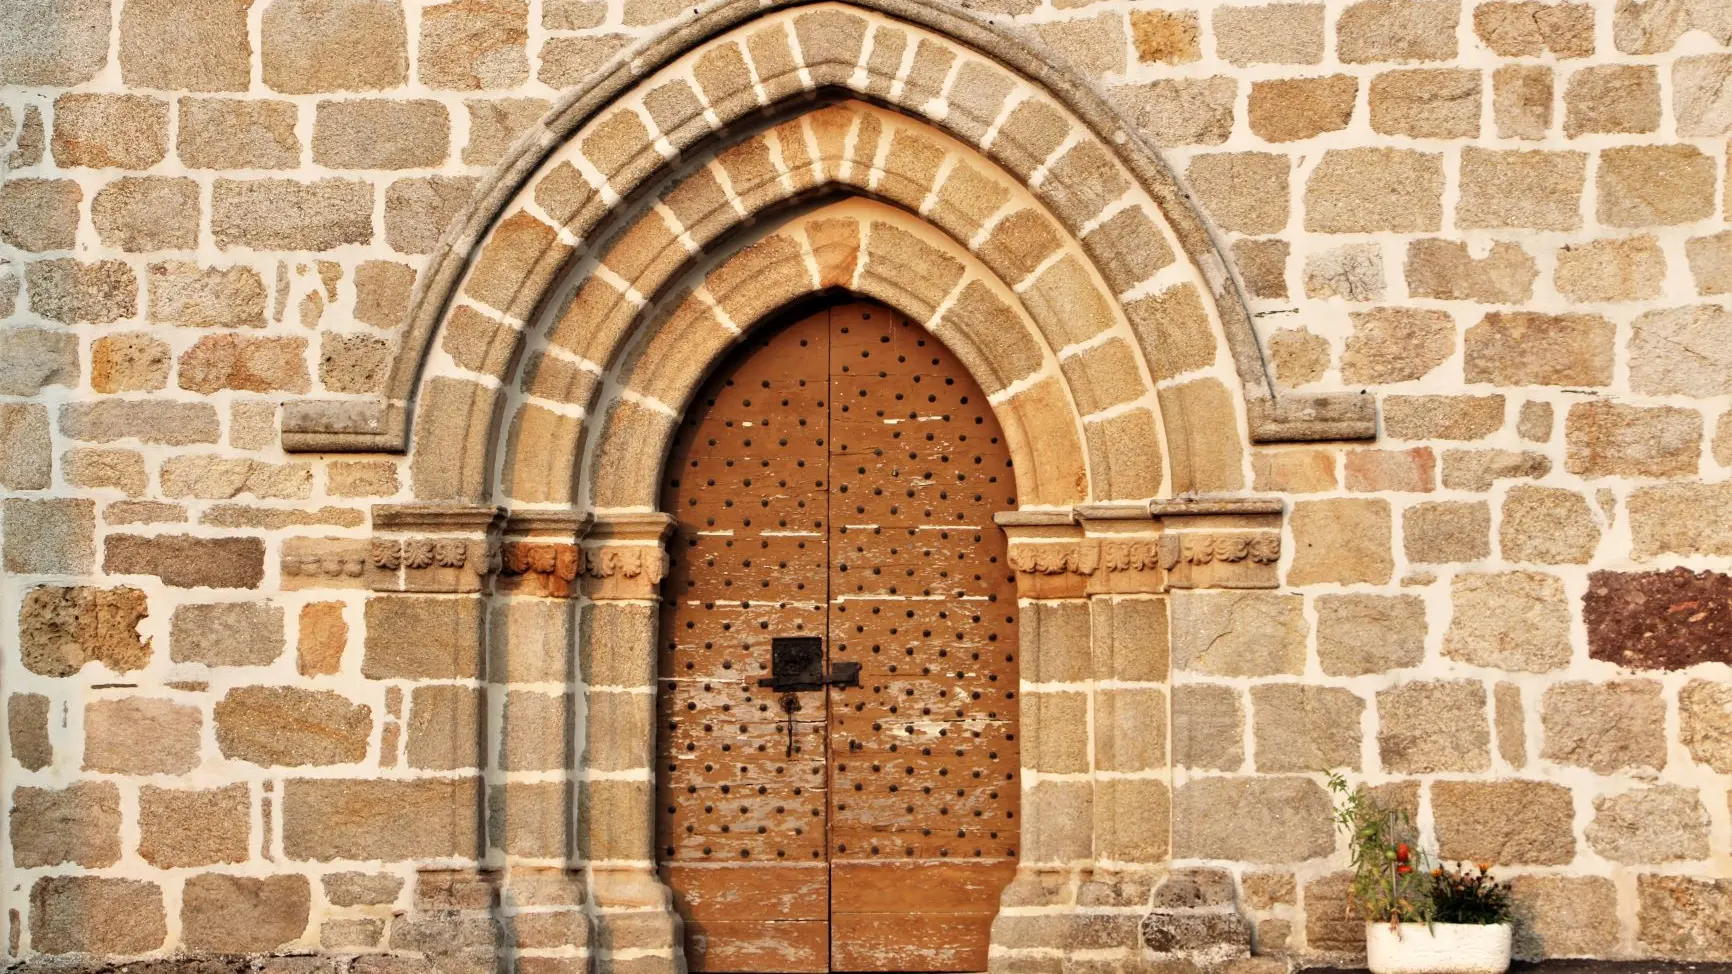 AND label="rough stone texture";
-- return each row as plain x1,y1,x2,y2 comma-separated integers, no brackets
1500,486,1599,564
1541,680,1667,774
1172,682,1244,770
407,684,483,770
313,99,451,169
1457,148,1585,230
1510,876,1619,959
1565,401,1702,479
1629,304,1732,397
364,596,484,679
179,335,311,394
464,97,549,164
0,179,81,252
1340,307,1452,385
1170,592,1305,677
28,259,138,325
1464,311,1613,386
9,692,52,770
1131,9,1200,65
323,872,404,907
1597,144,1717,227
215,686,371,766
20,585,151,677
1688,230,1732,295
169,602,284,665
1345,447,1434,492
1304,148,1442,233
262,0,408,93
178,97,302,169
3,498,95,575
1635,875,1732,960
353,259,418,329
148,261,269,328
1370,68,1481,138
82,697,202,775
1587,785,1711,863
1303,243,1384,302
1679,679,1732,773
0,403,52,490
29,877,167,955
1555,236,1666,303
1186,152,1289,235
138,783,251,867
106,534,266,588
50,93,168,169
1433,780,1576,865
1584,568,1731,671
1378,680,1490,773
1287,498,1392,586
1248,75,1356,142
1250,684,1363,772
1629,483,1732,558
420,0,530,90
1337,0,1459,61
1405,239,1535,304
120,0,252,91
1403,499,1488,563
1564,64,1661,135
1315,594,1426,675
1444,571,1571,671
1475,1,1594,56
1213,4,1324,65
537,33,633,88
1,0,113,86
1494,64,1553,139
1267,327,1330,387
181,874,311,952
0,328,80,397
10,782,121,868
1171,777,1334,863
213,179,374,252
1110,77,1237,146
385,175,479,254
282,777,481,861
